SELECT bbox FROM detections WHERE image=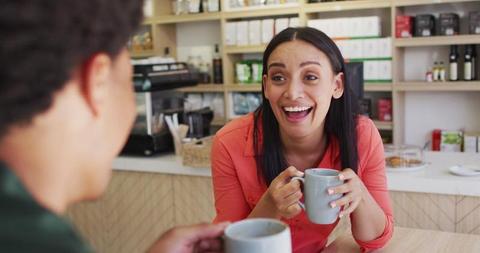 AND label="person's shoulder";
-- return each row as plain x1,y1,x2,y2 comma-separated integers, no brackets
0,207,93,253
215,113,254,141
356,115,376,132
